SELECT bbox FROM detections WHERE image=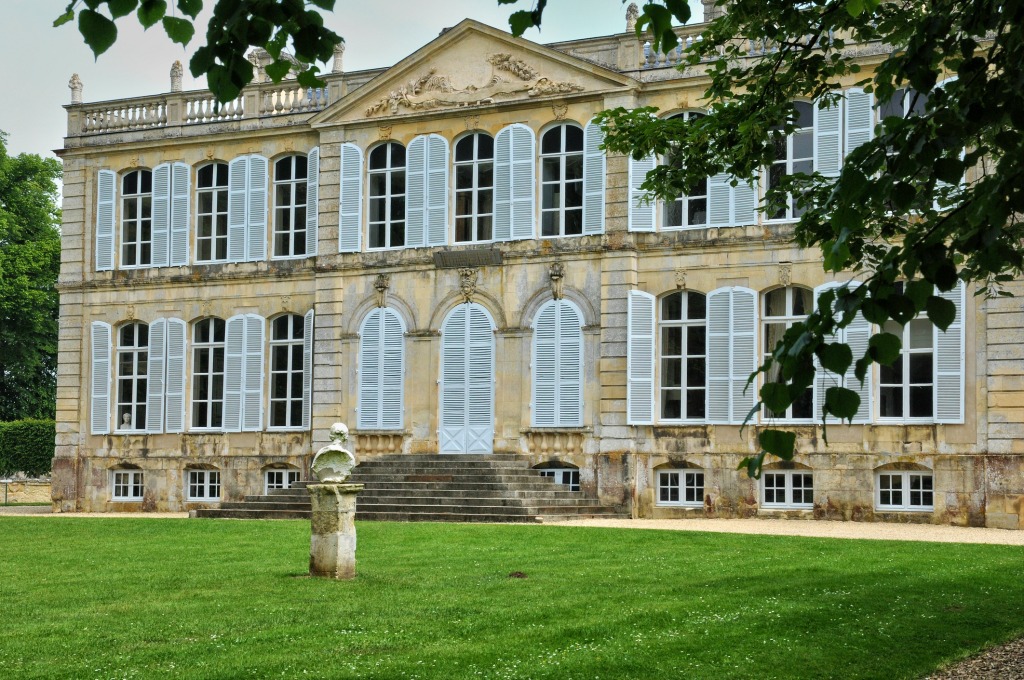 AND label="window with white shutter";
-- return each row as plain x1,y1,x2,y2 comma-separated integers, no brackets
439,303,495,453
844,88,874,156
368,142,407,249
339,143,363,252
762,286,815,421
627,290,655,425
302,310,314,429
540,123,584,237
120,169,154,268
115,322,149,431
222,315,244,431
226,154,268,262
766,102,814,221
242,314,265,431
272,154,308,258
627,153,656,232
454,133,495,243
663,112,708,230
96,170,116,271
169,162,190,266
493,123,536,241
151,164,171,267
531,300,584,427
706,287,758,424
582,117,605,235
269,314,305,429
357,307,405,430
192,318,226,430
164,318,187,433
813,283,871,424
814,96,843,177
196,162,230,262
306,146,319,256
90,321,112,434
407,134,450,248
658,291,707,421
145,318,167,433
